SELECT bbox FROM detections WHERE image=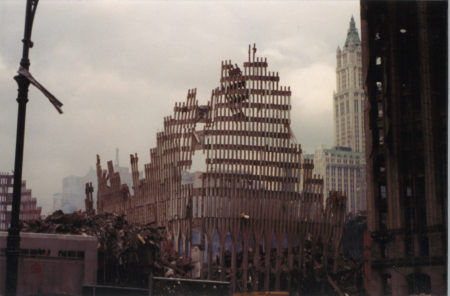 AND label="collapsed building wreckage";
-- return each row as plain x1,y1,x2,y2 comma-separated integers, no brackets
96,45,347,293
